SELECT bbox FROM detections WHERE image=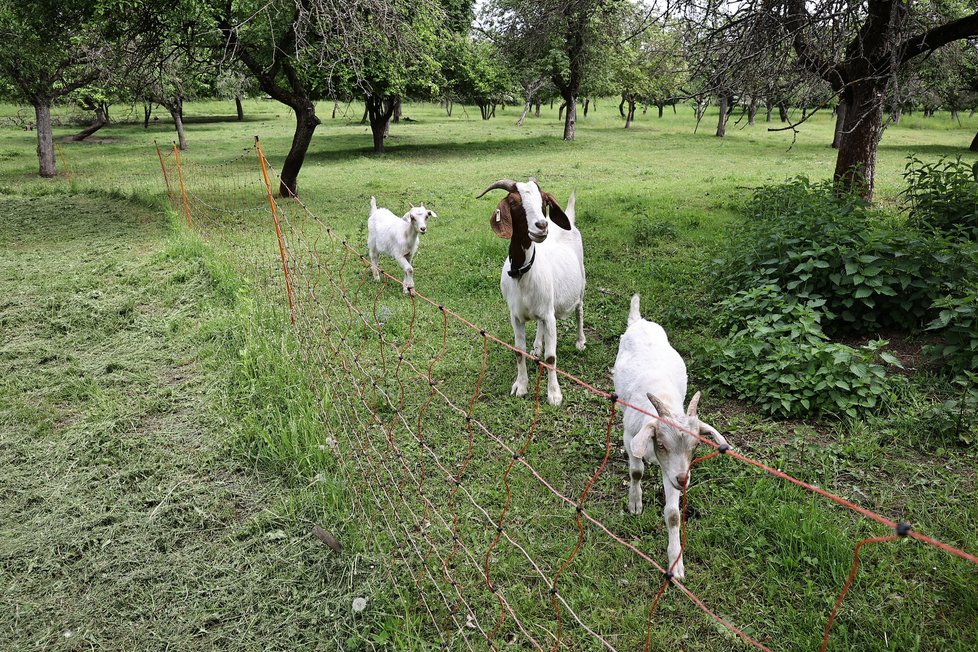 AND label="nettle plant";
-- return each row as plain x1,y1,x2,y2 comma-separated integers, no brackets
902,156,978,241
703,287,900,419
926,279,978,375
723,177,947,334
